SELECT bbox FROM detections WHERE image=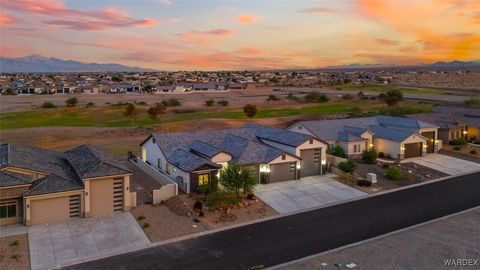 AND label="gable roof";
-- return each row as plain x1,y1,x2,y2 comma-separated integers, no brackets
189,140,224,158
64,145,131,179
24,174,84,196
0,171,31,188
167,148,220,172
248,124,312,147
369,125,422,142
337,131,368,142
